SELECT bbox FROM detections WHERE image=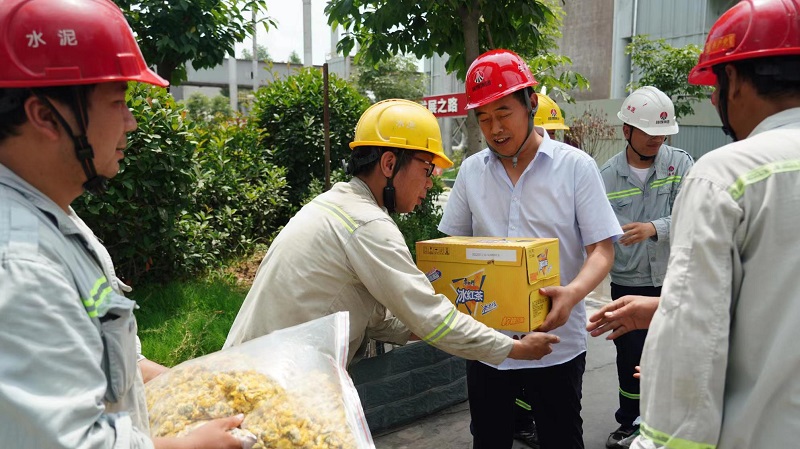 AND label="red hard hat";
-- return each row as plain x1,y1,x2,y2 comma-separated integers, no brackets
688,0,800,86
465,49,538,109
0,0,168,88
